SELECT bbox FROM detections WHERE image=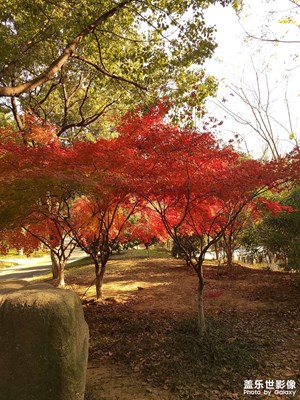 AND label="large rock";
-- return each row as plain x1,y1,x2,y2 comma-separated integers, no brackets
0,283,89,400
